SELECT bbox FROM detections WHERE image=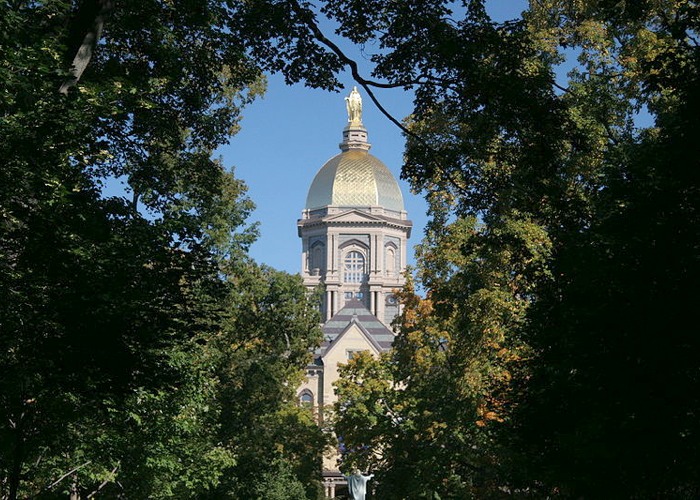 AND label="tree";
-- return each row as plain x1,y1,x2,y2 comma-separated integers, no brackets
325,0,700,497
511,2,700,497
0,0,332,497
335,220,548,498
210,264,327,500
